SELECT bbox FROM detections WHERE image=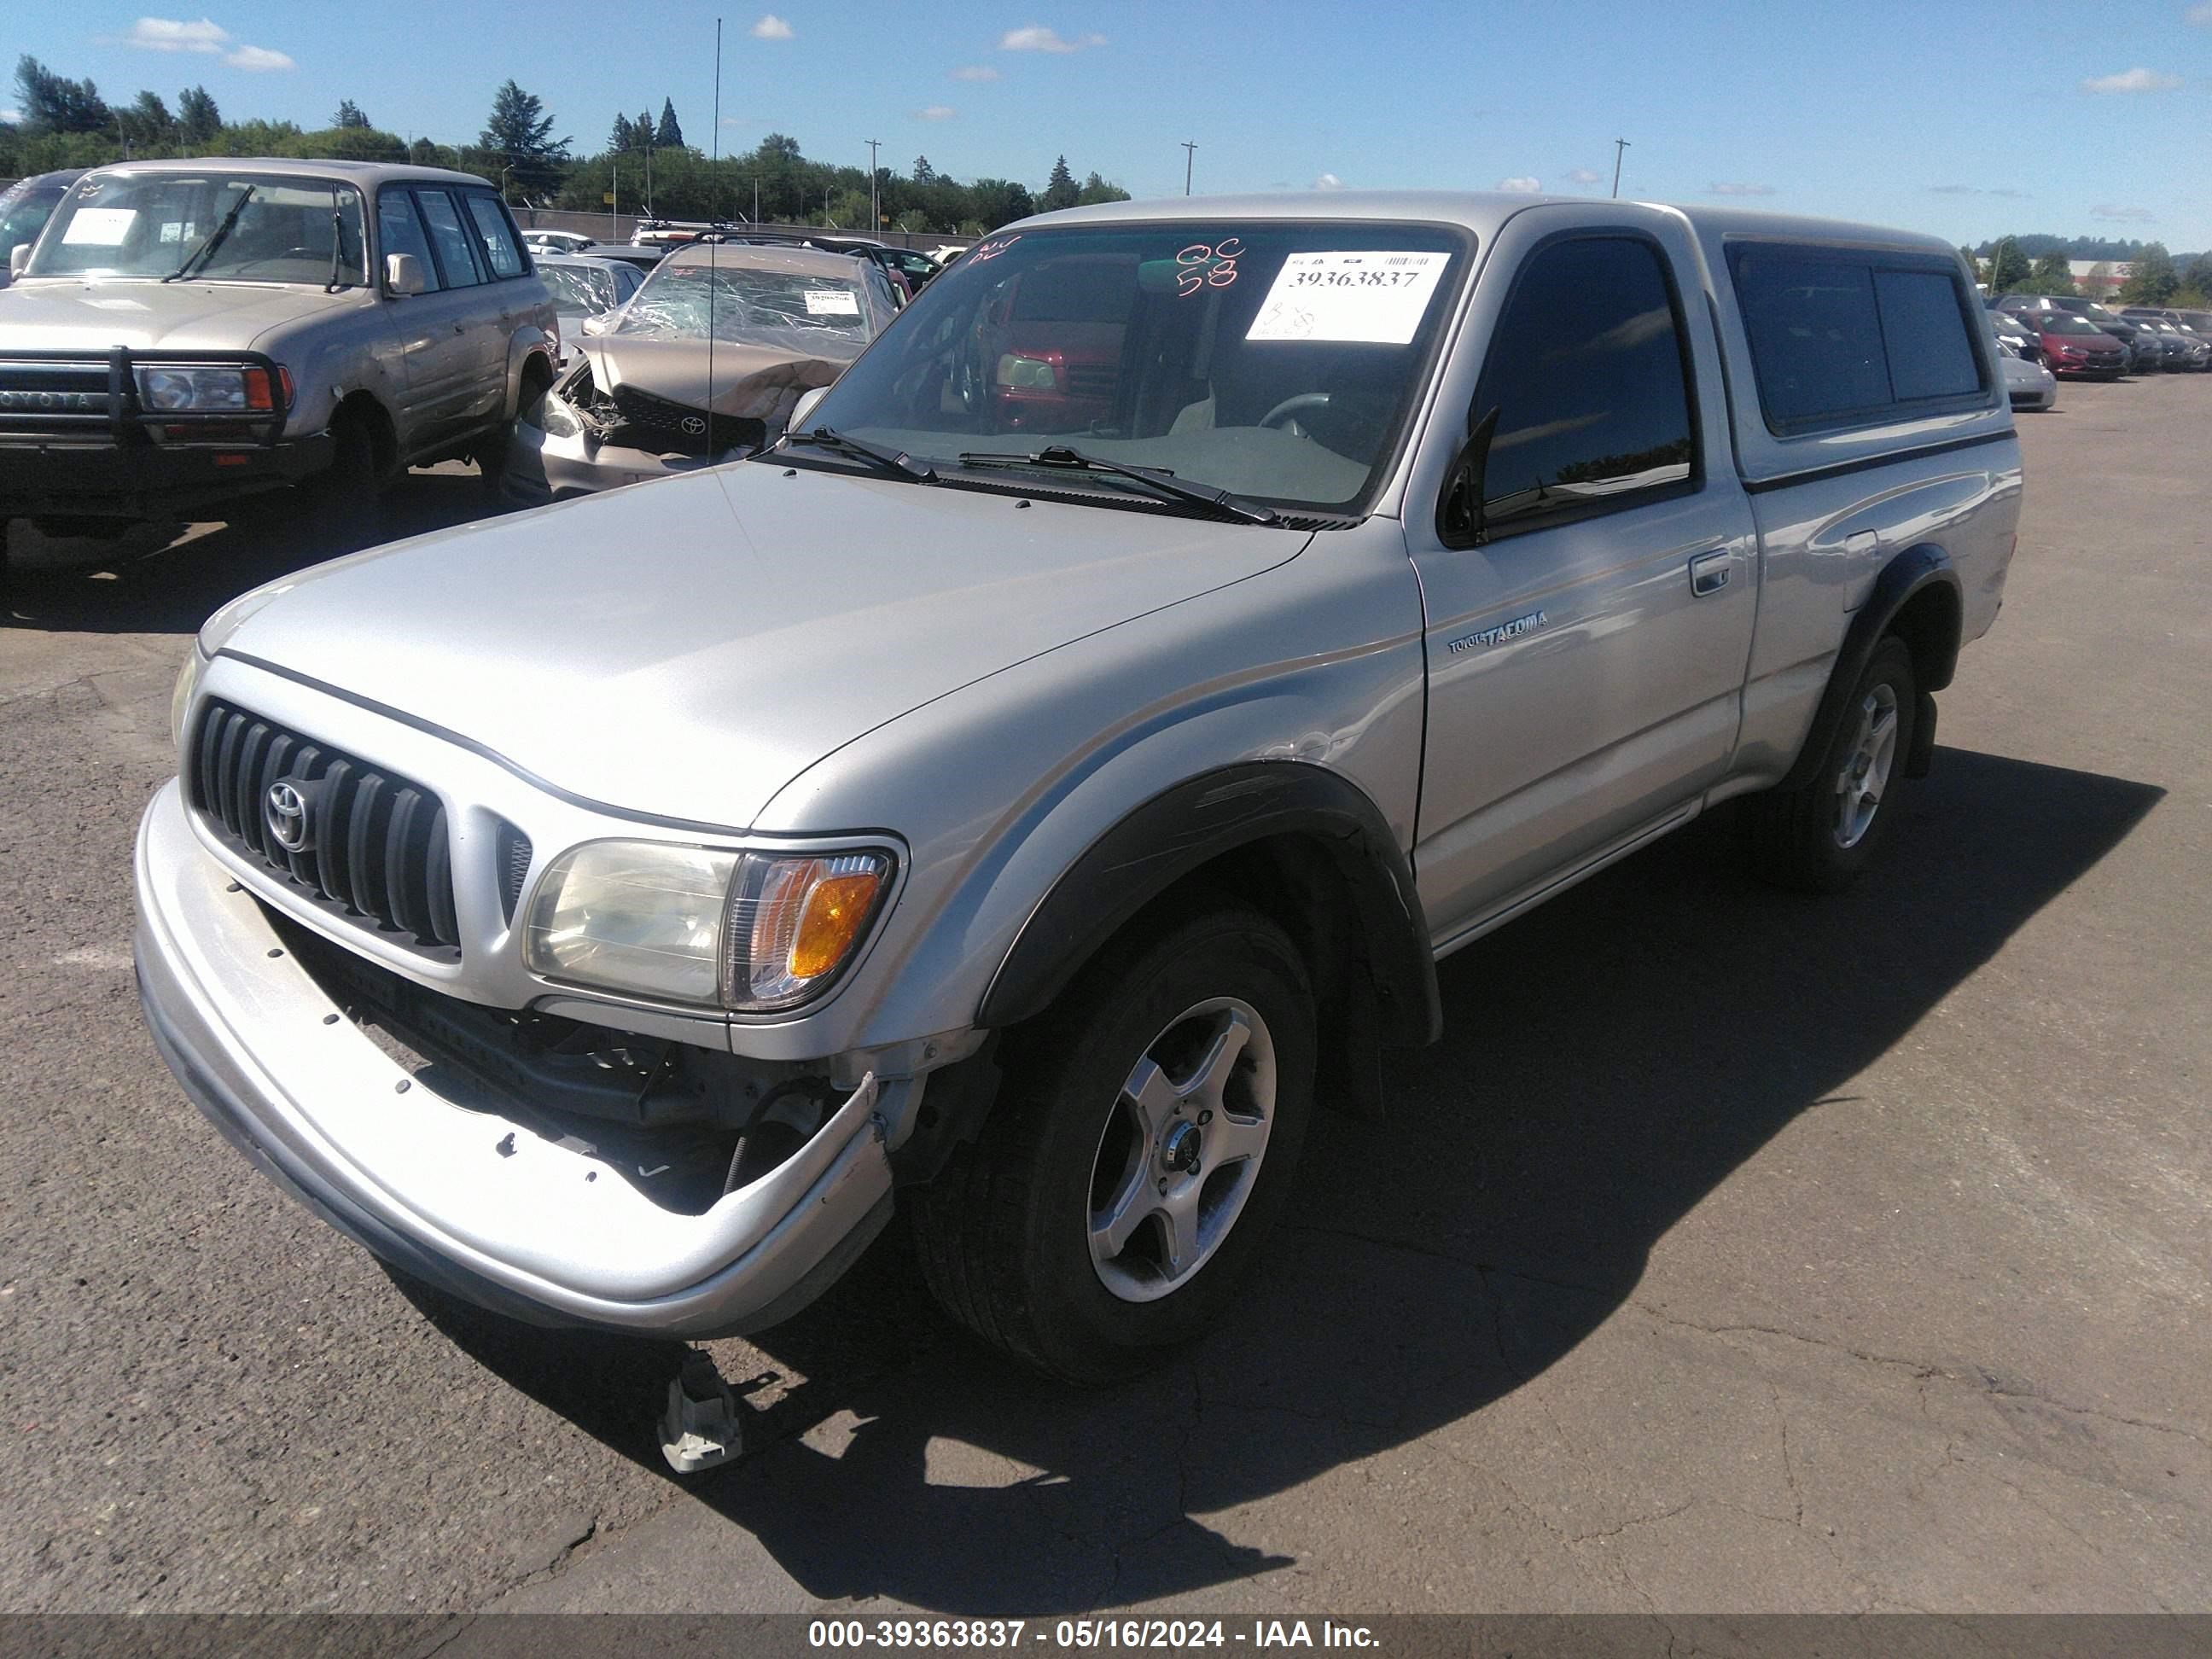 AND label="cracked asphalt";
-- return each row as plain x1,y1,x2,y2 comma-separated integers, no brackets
2,382,2207,1616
